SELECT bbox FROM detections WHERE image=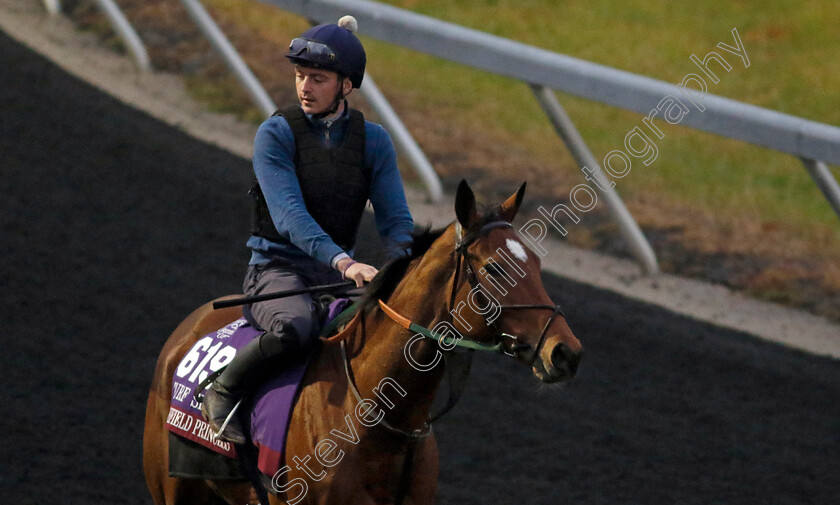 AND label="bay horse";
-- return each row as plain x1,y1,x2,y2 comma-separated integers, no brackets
144,180,582,505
